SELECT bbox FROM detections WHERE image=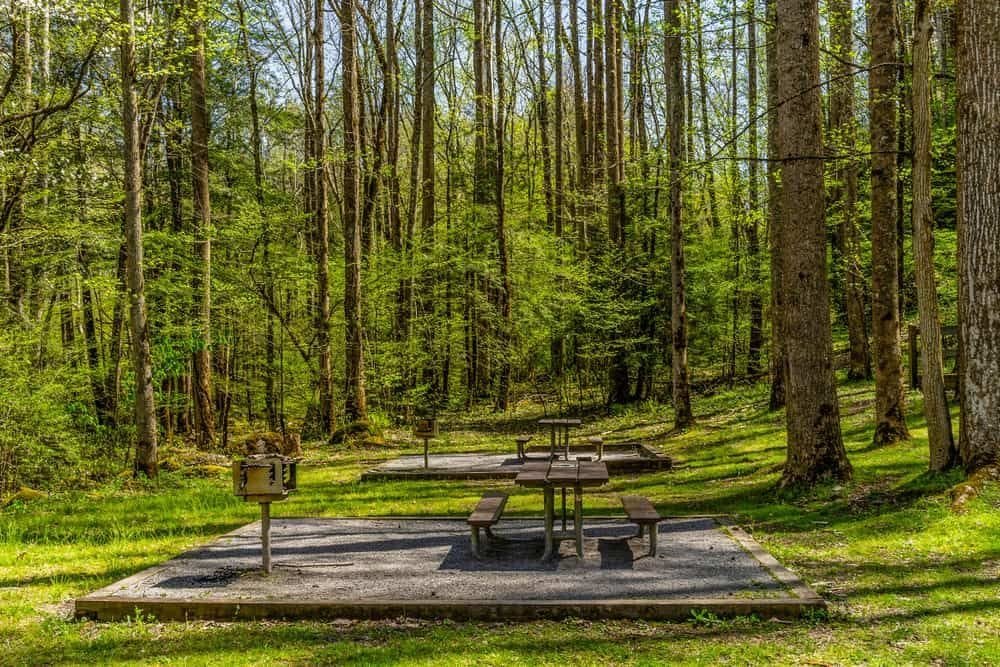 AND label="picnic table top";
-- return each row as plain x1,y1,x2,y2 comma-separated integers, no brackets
514,460,609,488
537,418,583,426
